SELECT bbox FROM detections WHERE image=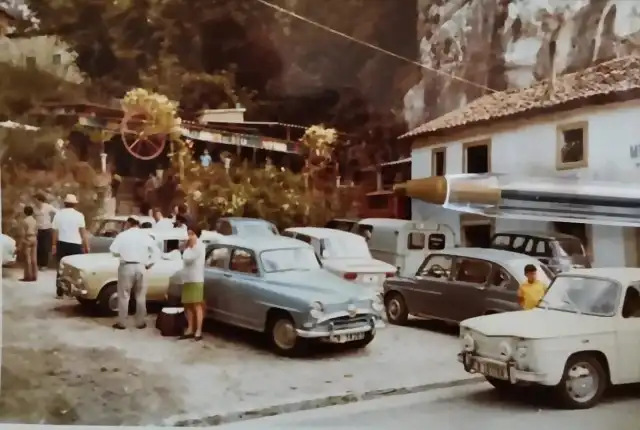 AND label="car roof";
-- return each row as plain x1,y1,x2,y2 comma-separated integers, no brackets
213,235,312,252
434,247,540,263
220,217,273,224
561,268,640,285
496,230,578,240
285,227,361,239
99,215,155,222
